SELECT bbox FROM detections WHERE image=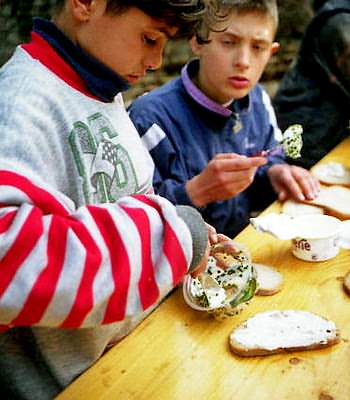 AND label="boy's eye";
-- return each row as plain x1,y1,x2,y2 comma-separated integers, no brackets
222,39,236,46
253,43,268,52
144,35,157,46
